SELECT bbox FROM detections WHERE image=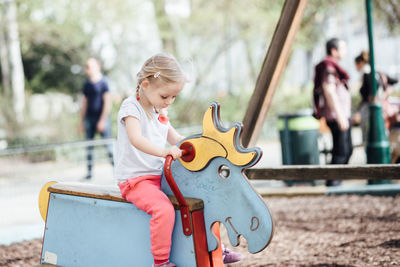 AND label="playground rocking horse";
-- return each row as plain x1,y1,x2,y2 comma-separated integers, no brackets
38,102,273,267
